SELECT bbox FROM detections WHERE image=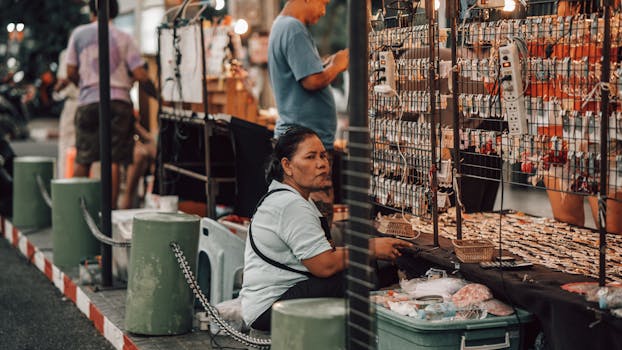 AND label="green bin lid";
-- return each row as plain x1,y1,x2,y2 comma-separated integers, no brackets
52,178,100,185
15,156,55,163
376,305,532,331
134,212,199,223
273,298,346,319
